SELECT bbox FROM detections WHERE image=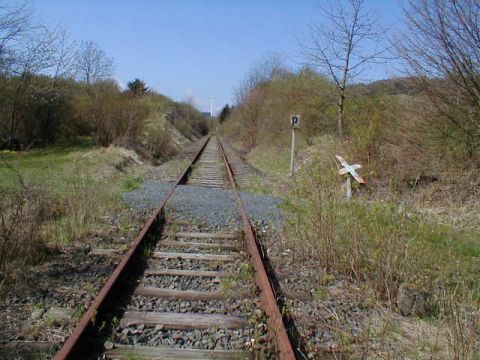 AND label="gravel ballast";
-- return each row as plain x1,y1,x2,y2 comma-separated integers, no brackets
114,326,256,350
123,181,285,227
129,296,254,315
